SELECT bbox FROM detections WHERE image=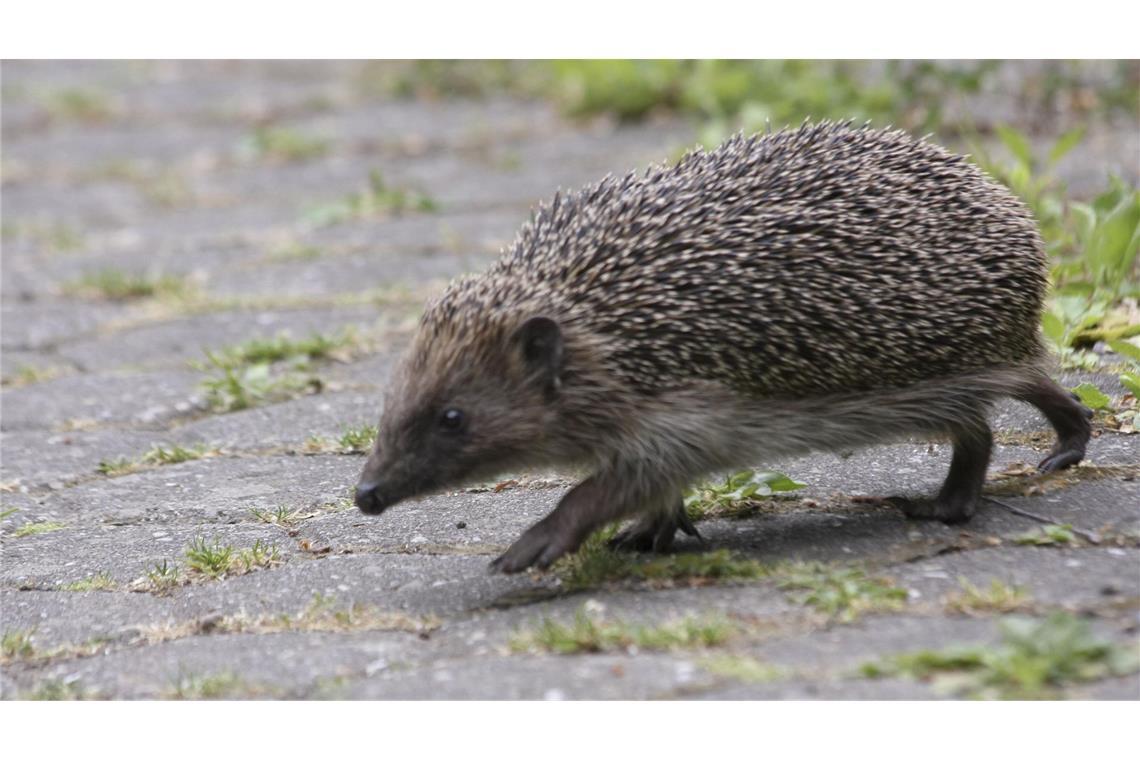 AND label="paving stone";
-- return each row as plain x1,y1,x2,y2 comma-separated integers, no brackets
1,368,203,431
54,305,389,372
166,389,390,452
1,298,139,351
1,428,168,489
3,61,1138,701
